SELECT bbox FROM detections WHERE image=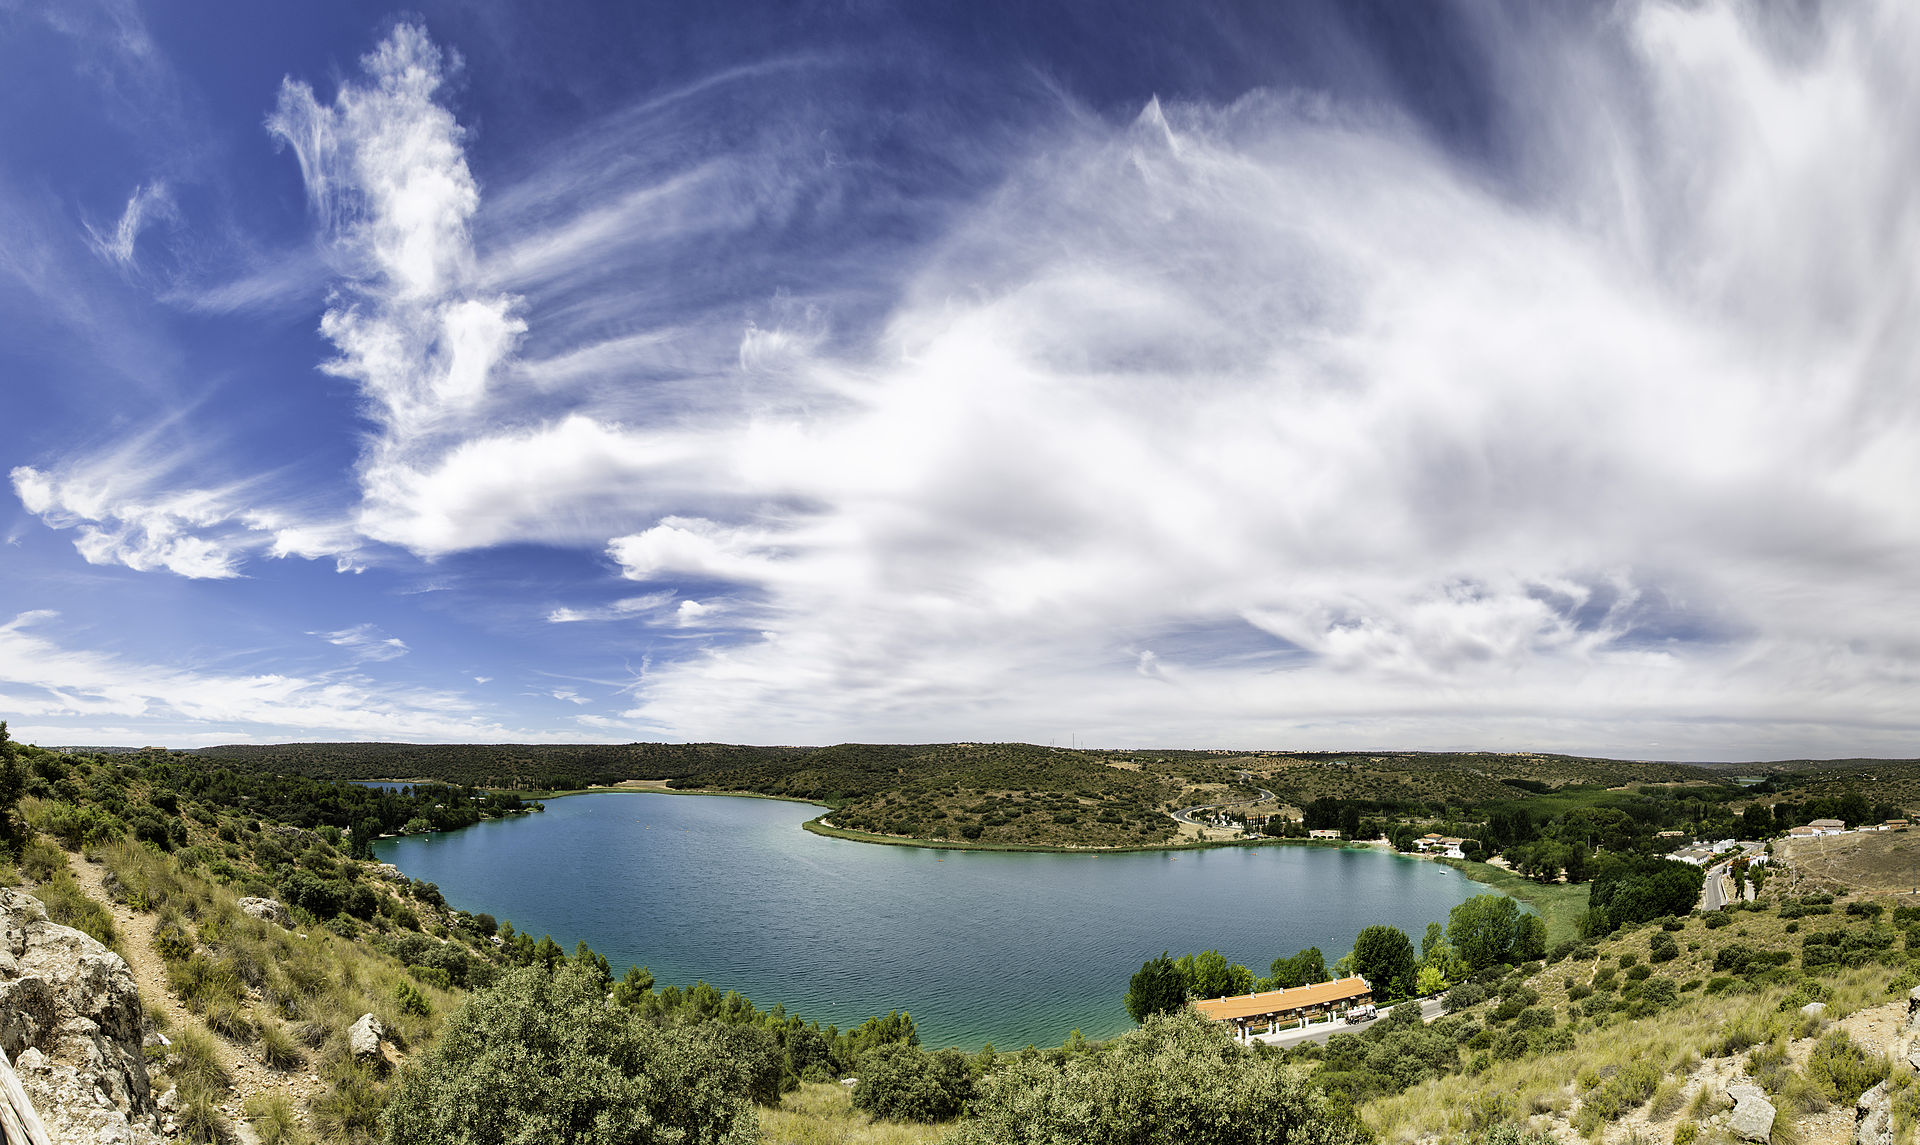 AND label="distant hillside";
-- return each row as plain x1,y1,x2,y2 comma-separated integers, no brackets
185,740,1783,851
190,740,804,790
